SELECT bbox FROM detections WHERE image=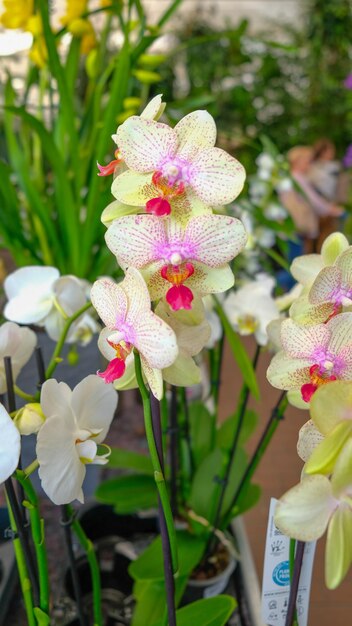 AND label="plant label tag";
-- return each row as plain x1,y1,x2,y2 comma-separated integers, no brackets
261,497,316,626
